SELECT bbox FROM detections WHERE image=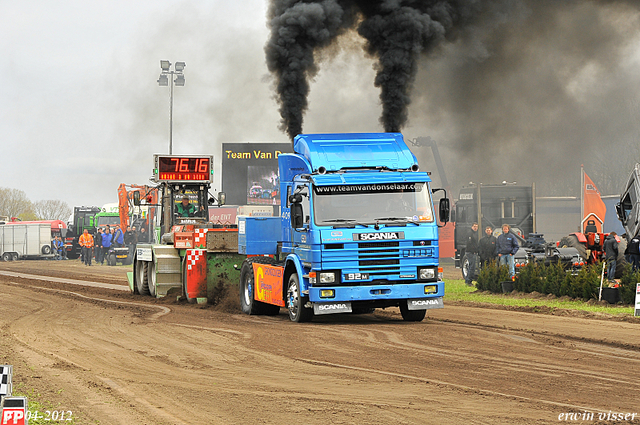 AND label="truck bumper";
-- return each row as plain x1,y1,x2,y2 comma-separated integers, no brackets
308,281,444,303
